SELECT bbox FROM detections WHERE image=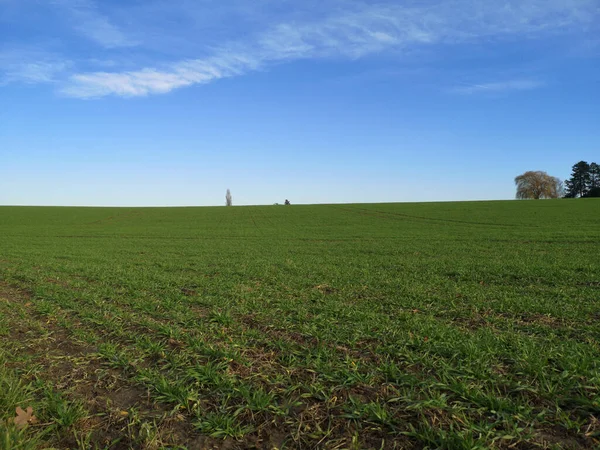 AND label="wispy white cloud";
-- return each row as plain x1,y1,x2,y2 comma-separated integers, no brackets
52,0,138,48
49,0,600,98
61,54,261,98
0,50,70,85
449,79,545,94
